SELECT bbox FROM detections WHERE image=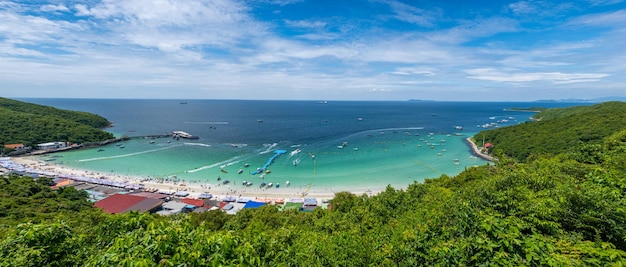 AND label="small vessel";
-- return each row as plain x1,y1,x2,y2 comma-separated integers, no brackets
244,163,250,167
275,183,280,188
267,183,273,188
257,119,264,123
259,182,267,188
221,169,228,173
97,148,105,152
290,148,302,157
172,131,199,139
293,158,301,166
454,125,463,130
217,176,222,181
285,181,290,187
265,169,271,174
237,169,243,174
222,180,230,185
